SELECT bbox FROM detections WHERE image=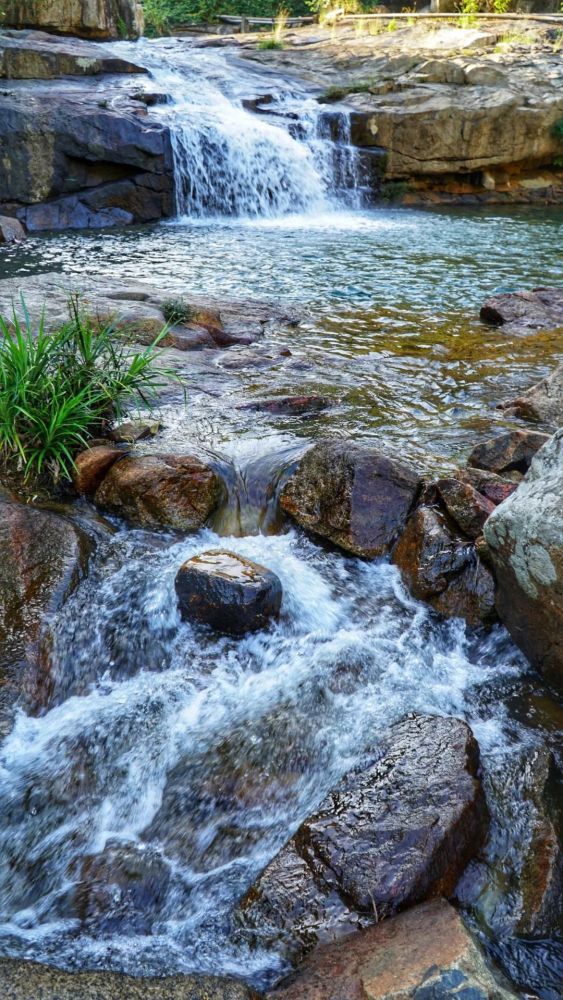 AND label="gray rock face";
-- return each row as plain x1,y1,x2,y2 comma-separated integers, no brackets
280,439,421,558
0,81,174,230
484,430,563,691
480,288,563,335
500,362,563,429
1,0,143,40
238,715,488,963
0,213,25,242
175,550,283,635
267,899,518,1000
0,30,146,78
